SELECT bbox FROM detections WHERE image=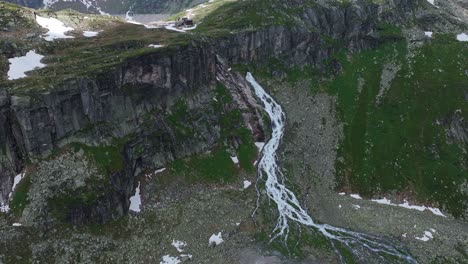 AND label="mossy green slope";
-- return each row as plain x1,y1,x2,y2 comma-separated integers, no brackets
331,36,467,217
